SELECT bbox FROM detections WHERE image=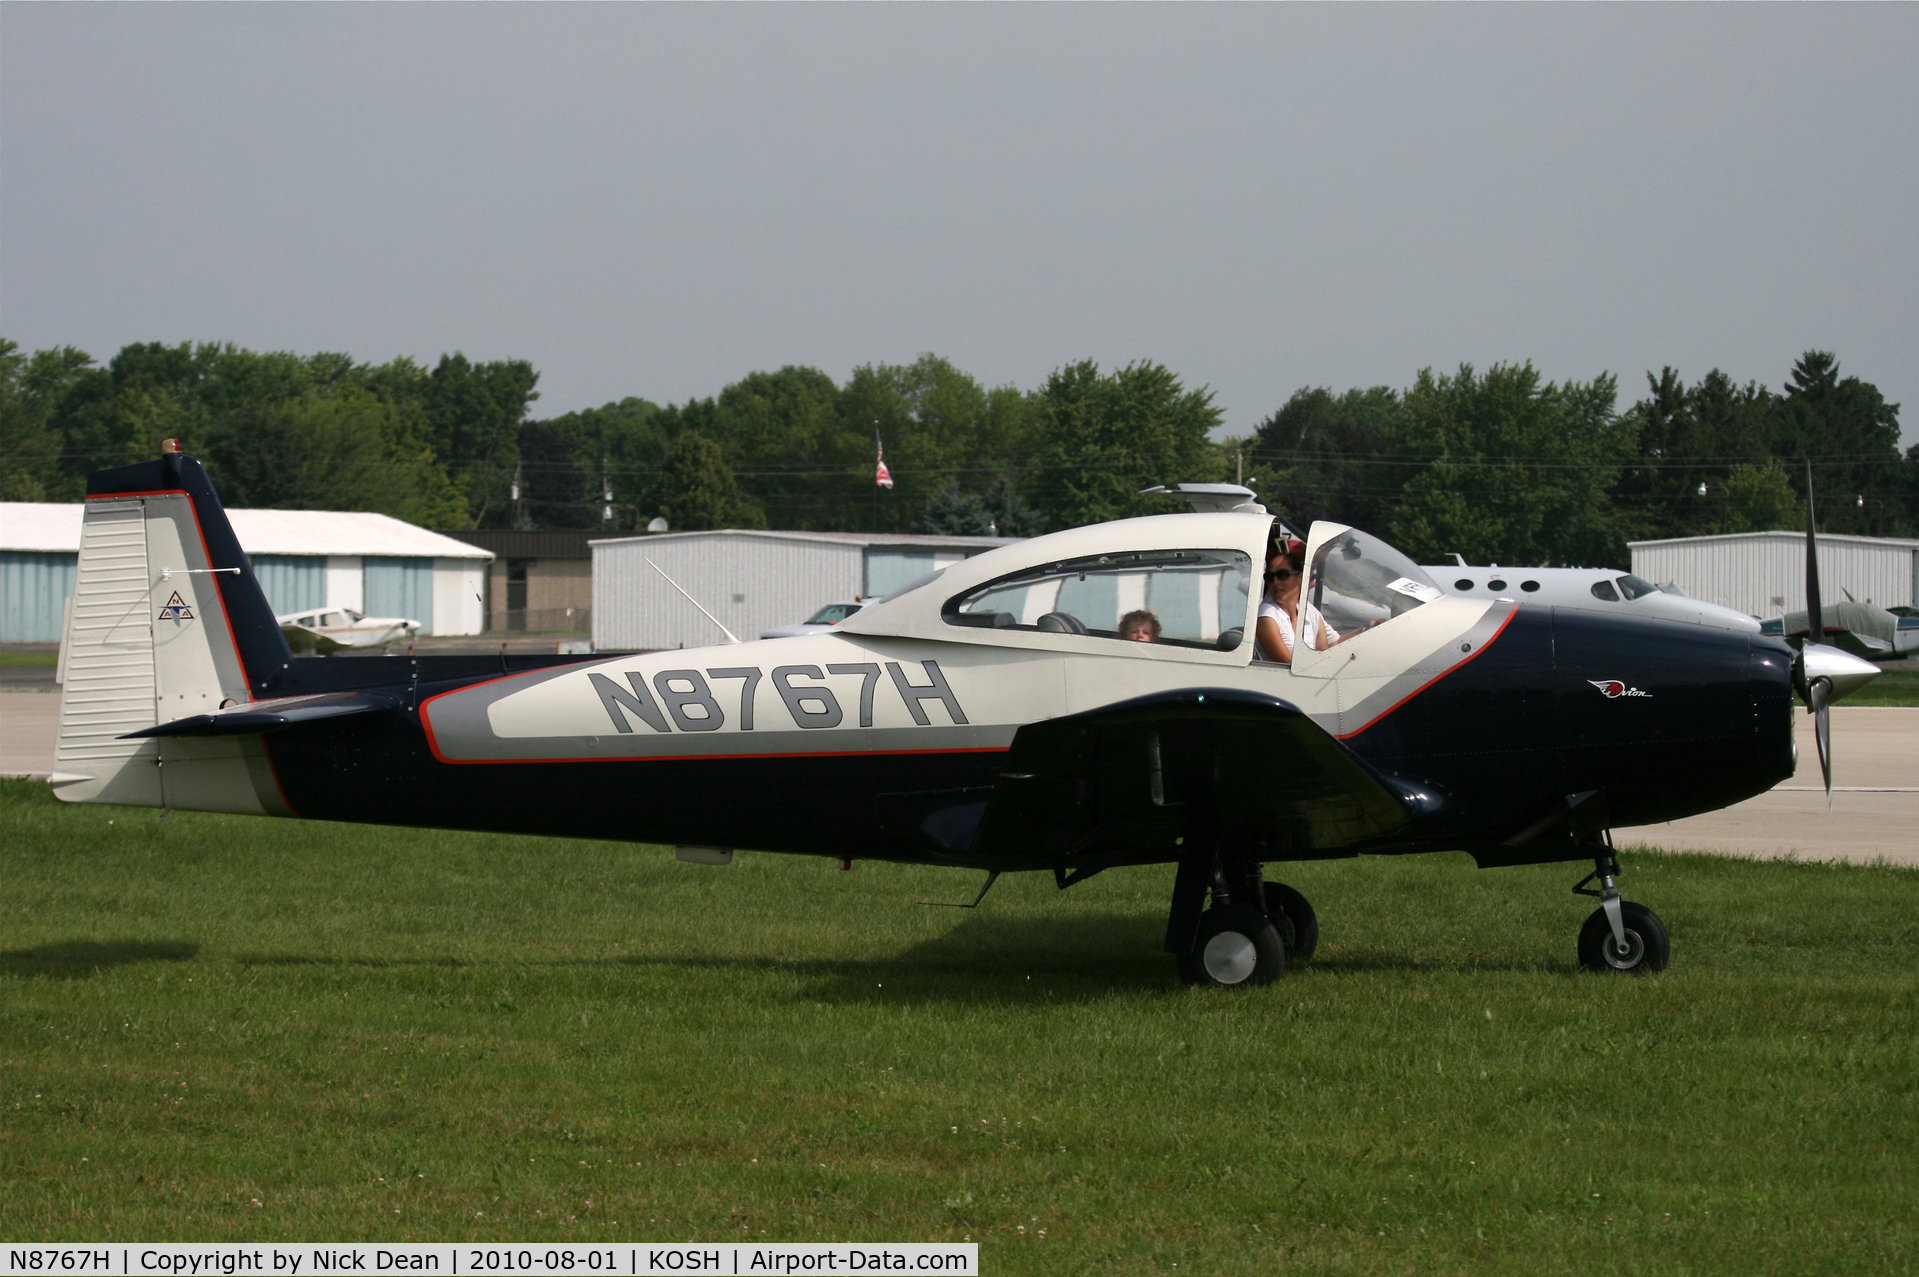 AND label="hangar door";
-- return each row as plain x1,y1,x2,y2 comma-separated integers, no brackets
1,551,78,642
365,557,435,634
252,555,327,618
